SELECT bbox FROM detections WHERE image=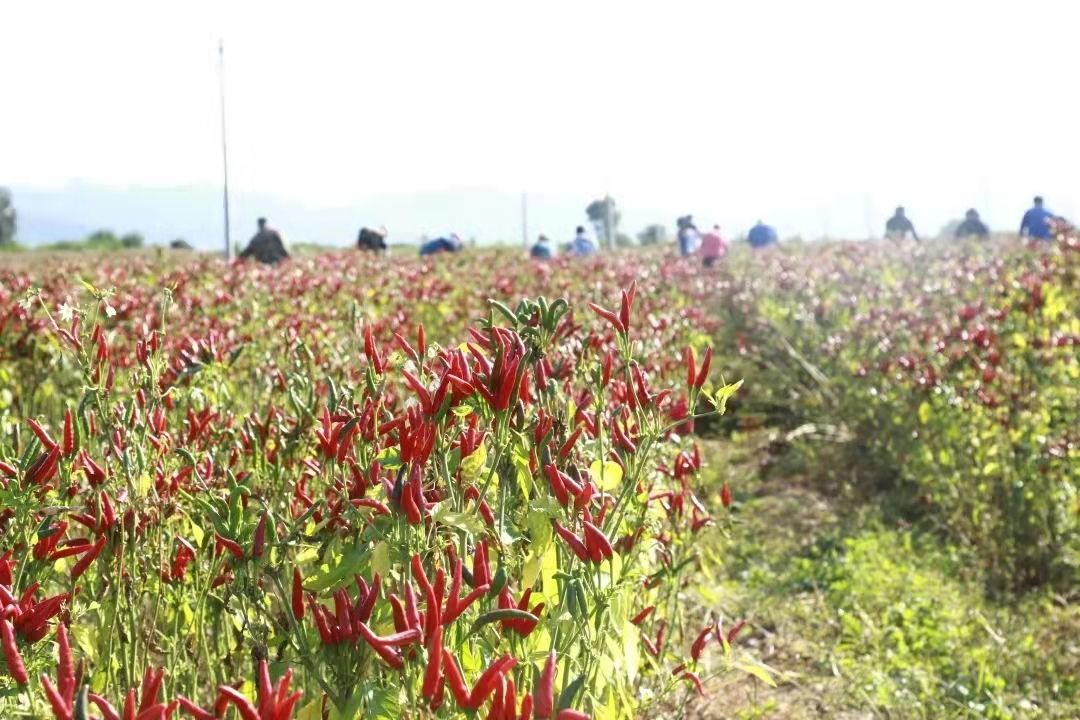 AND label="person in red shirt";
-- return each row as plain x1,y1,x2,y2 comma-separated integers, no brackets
698,225,727,267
